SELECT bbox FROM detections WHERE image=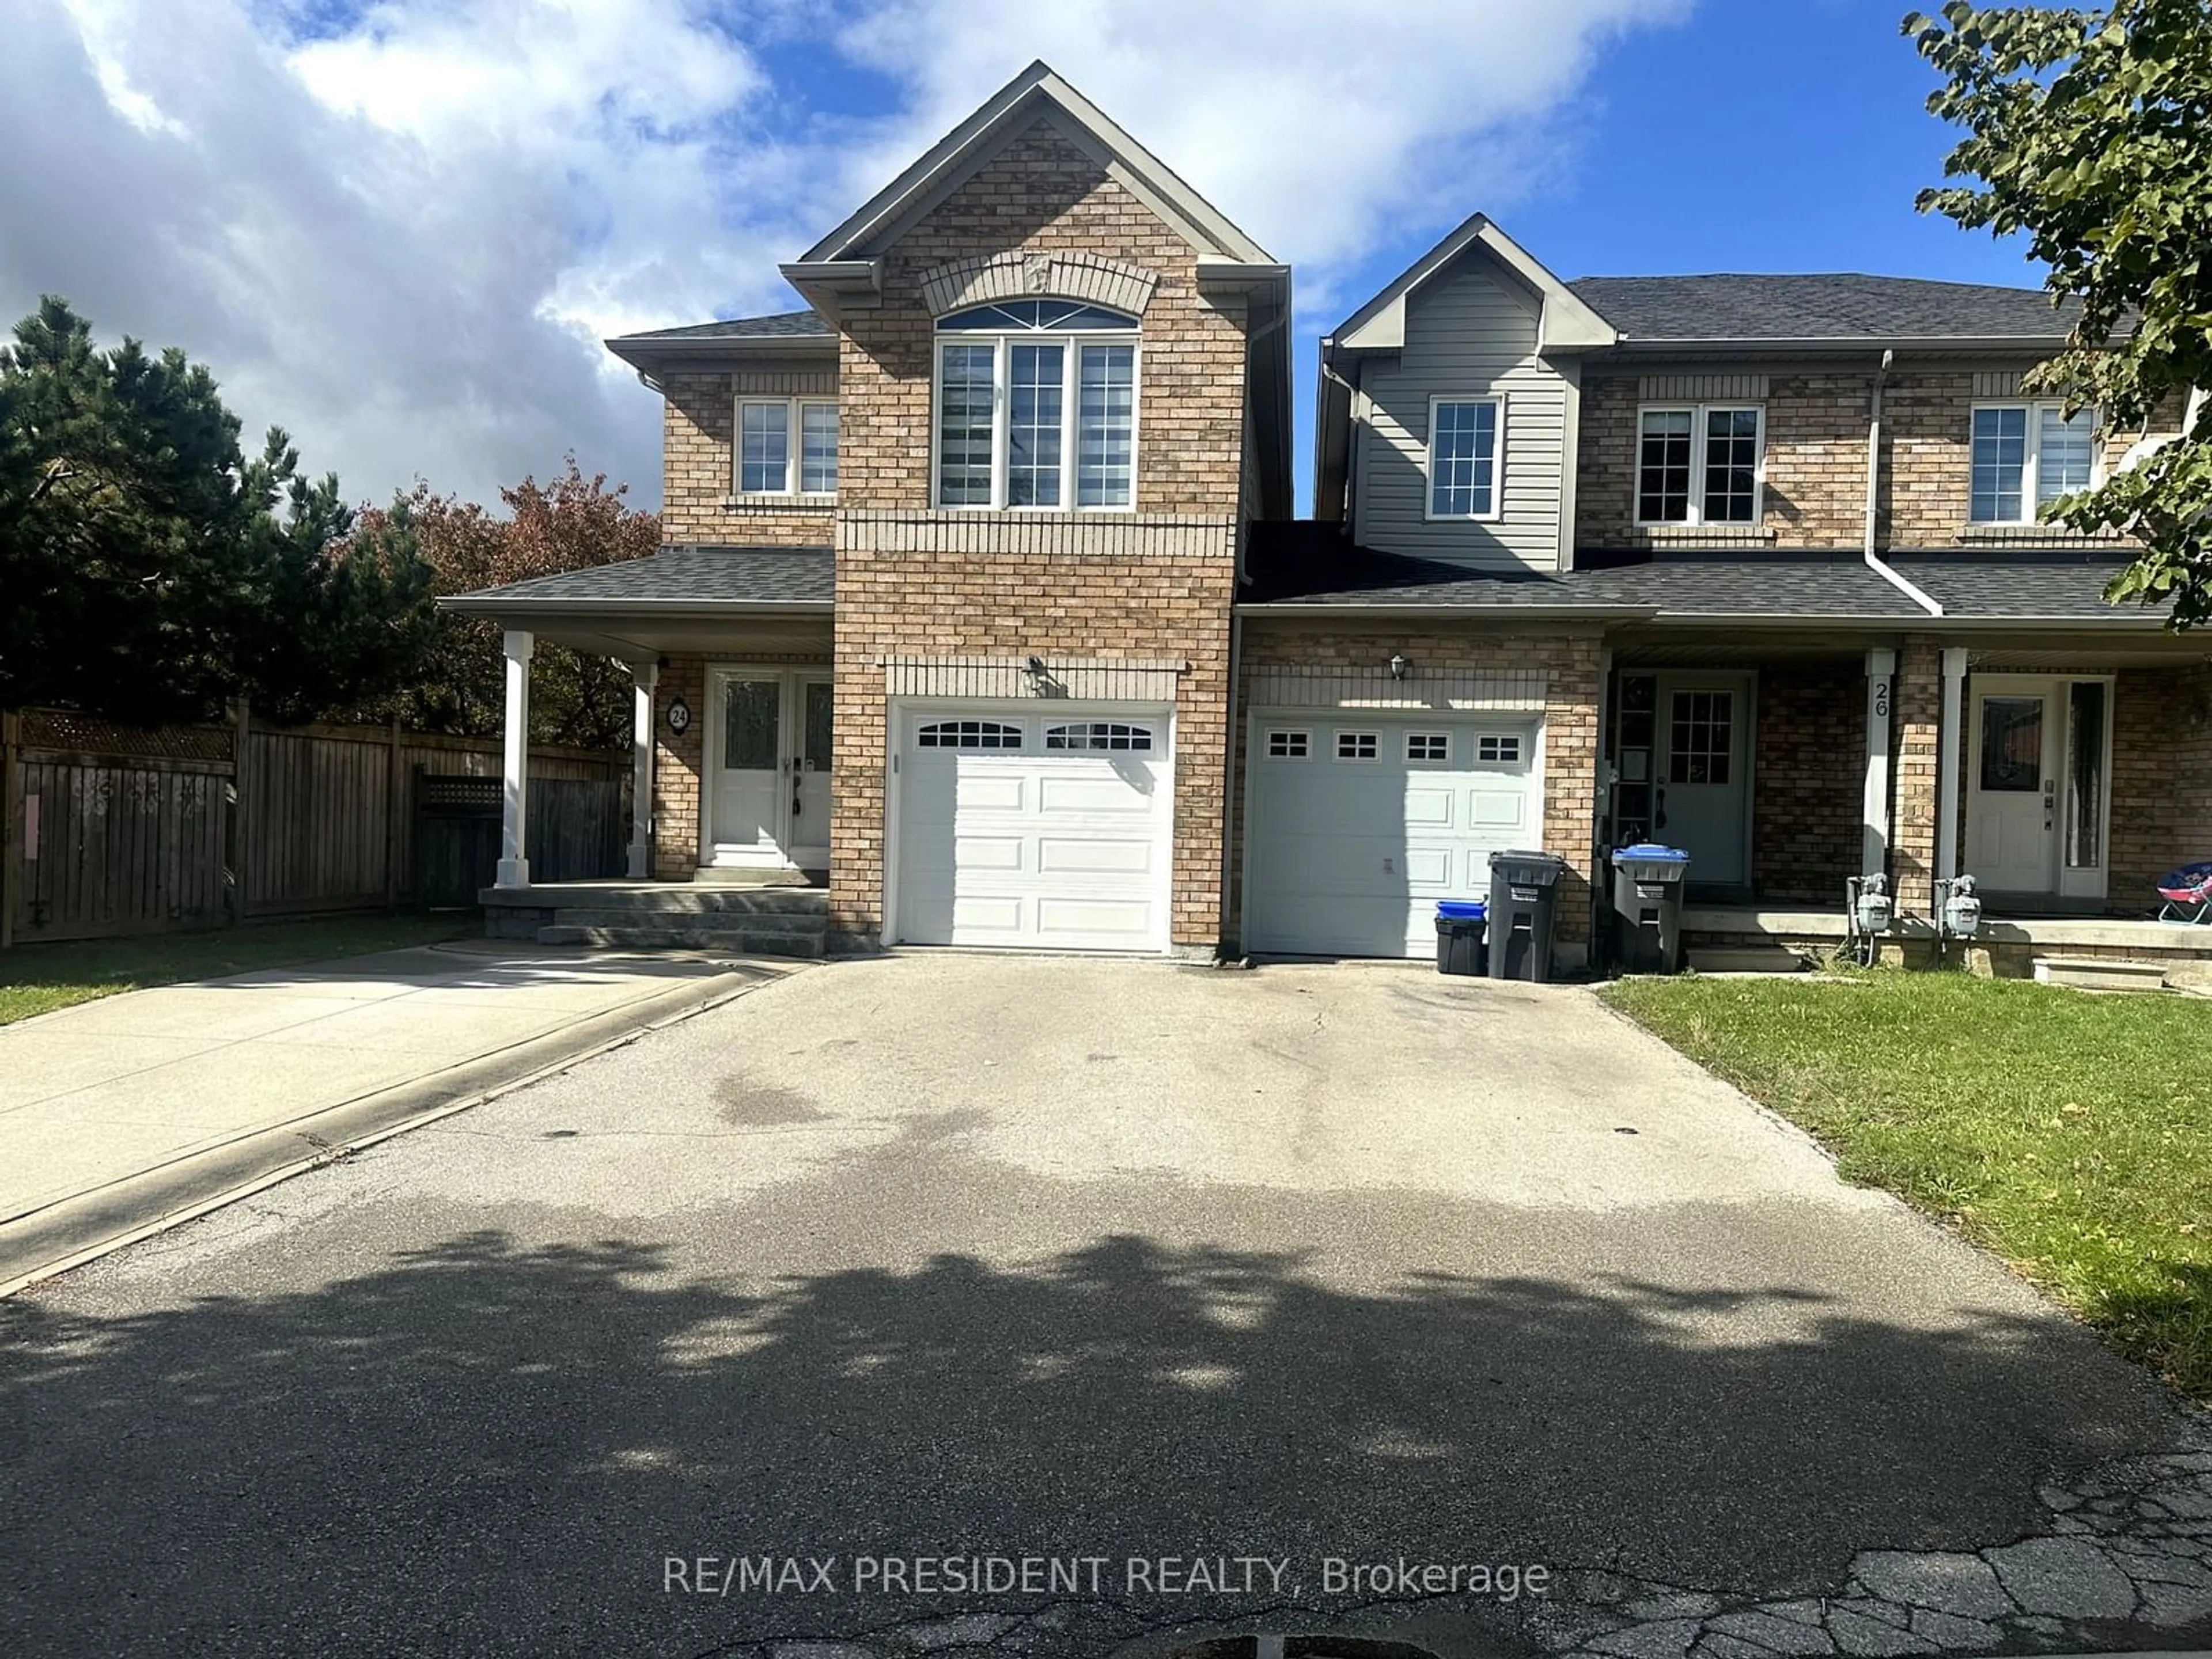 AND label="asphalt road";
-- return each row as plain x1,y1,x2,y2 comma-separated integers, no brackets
3,956,2205,1659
